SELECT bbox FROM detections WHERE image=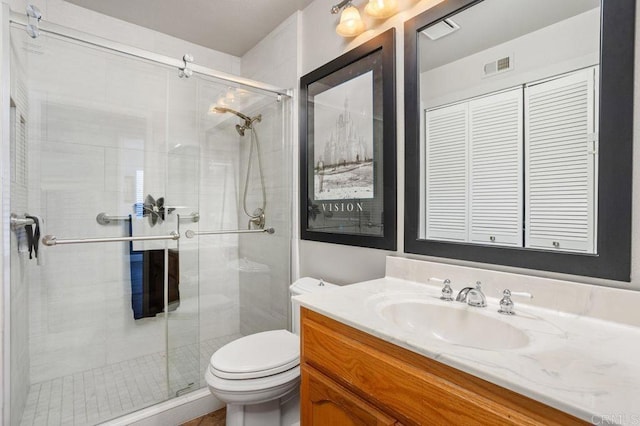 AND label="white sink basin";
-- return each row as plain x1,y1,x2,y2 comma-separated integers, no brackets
378,300,529,350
